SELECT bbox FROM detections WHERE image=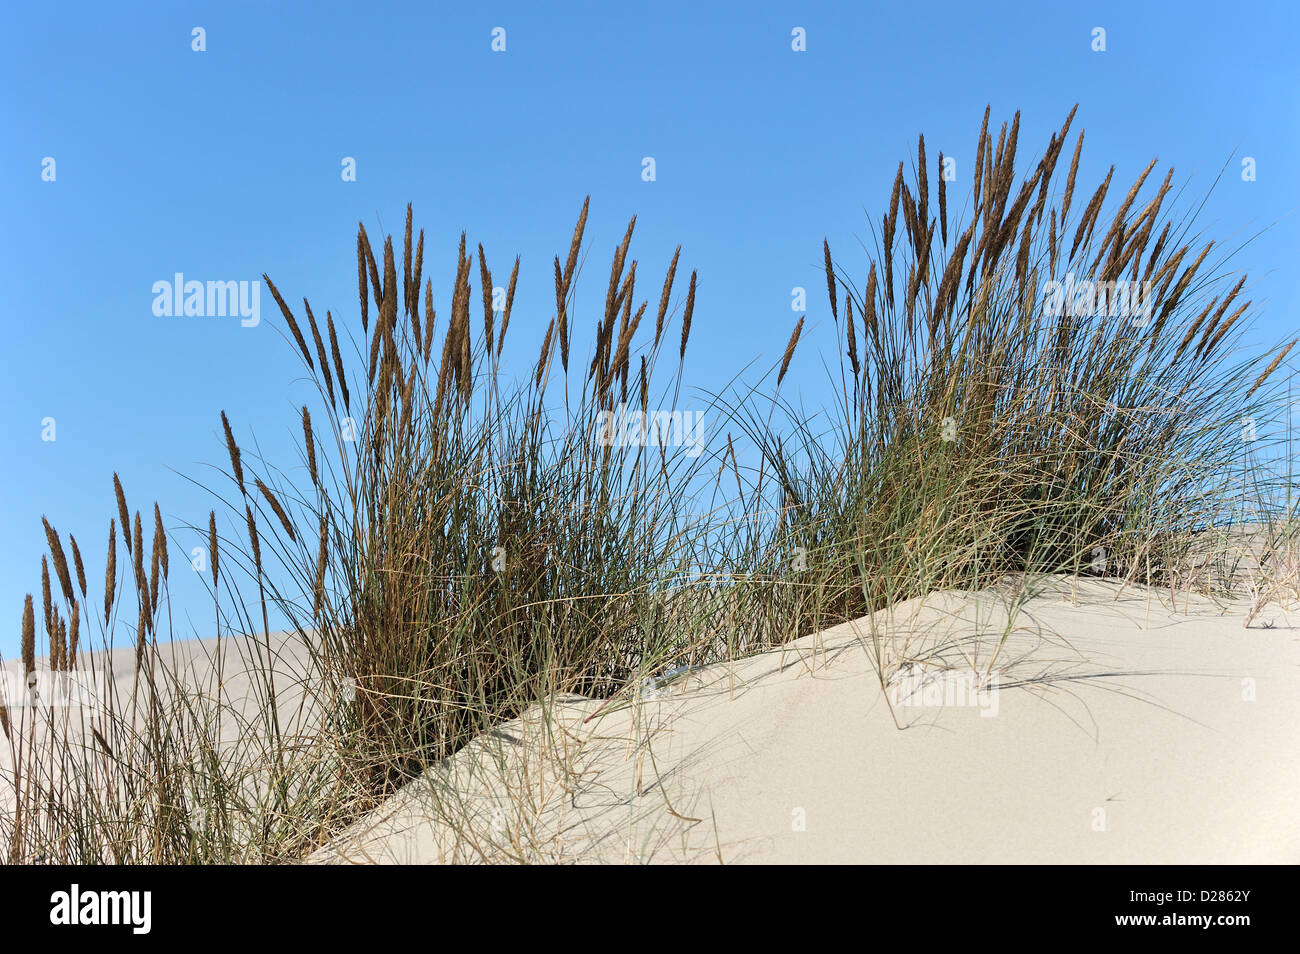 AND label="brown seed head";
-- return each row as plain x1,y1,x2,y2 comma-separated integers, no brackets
104,518,117,627
778,316,805,387
680,271,697,360
21,594,35,675
208,510,219,590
